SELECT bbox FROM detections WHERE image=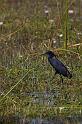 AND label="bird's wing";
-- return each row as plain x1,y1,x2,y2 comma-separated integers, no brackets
49,57,68,74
